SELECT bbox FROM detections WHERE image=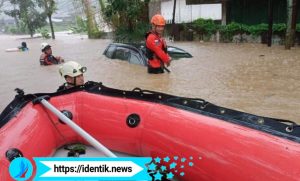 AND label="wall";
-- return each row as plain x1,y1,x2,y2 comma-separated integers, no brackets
160,0,221,24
